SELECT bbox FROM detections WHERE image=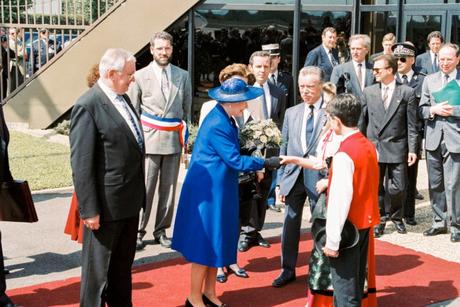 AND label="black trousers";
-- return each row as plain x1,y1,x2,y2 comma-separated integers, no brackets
80,216,139,307
330,228,370,307
378,162,407,222
404,159,419,219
